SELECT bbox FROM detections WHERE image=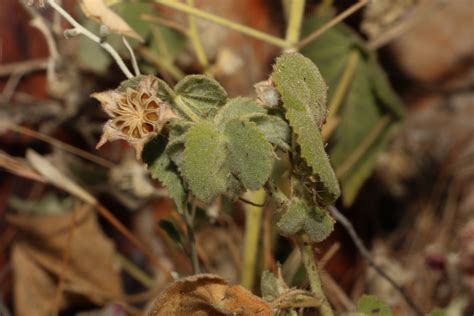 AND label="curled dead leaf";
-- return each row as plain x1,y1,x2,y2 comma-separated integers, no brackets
79,0,144,42
147,274,273,316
